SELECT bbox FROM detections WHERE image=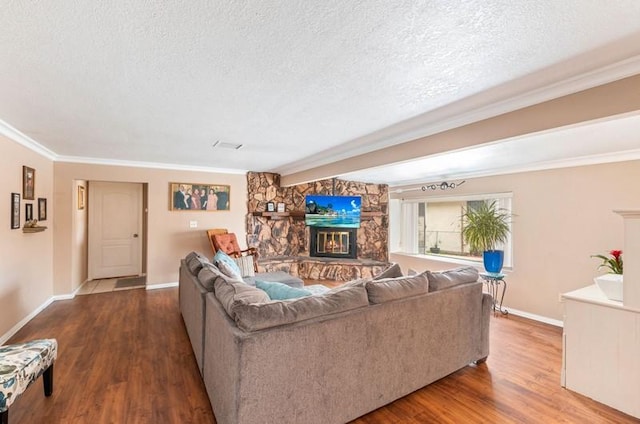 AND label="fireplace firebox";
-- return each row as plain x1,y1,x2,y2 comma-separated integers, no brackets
309,227,357,259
